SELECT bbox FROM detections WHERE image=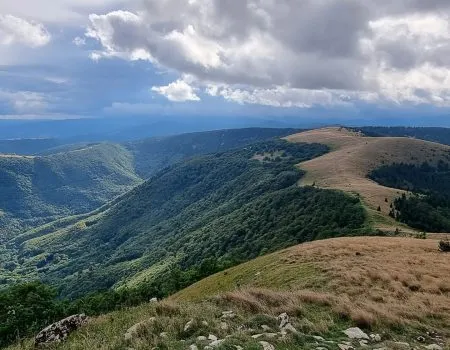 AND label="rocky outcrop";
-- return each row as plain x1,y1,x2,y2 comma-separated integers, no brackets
34,314,88,346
